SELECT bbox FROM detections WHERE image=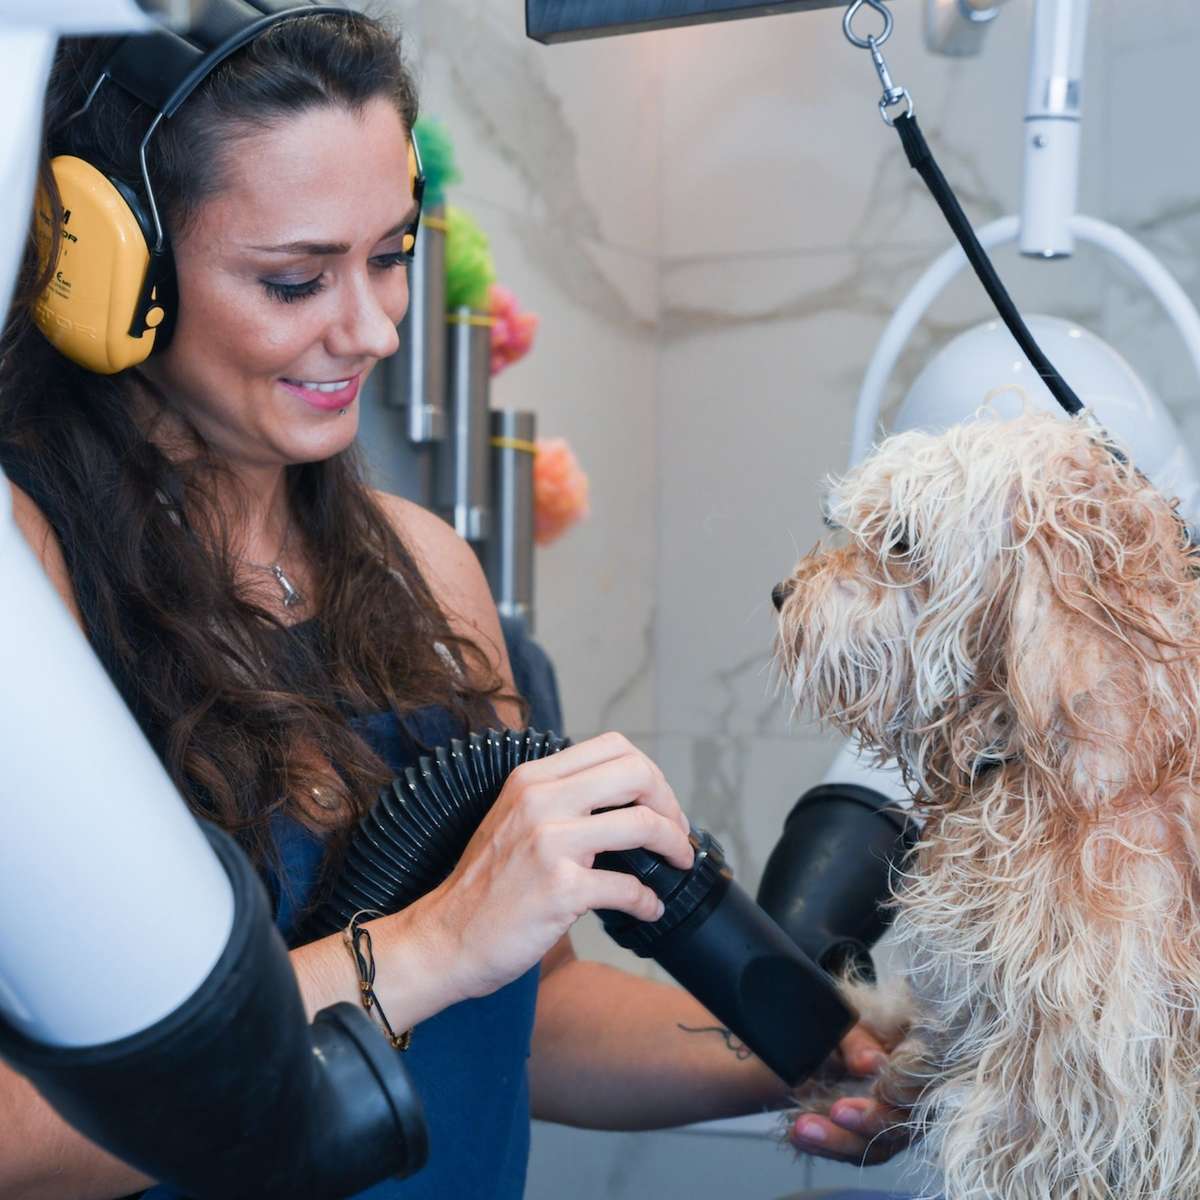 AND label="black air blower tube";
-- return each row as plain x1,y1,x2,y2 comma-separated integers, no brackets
592,833,854,1083
307,728,886,1087
0,823,427,1200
